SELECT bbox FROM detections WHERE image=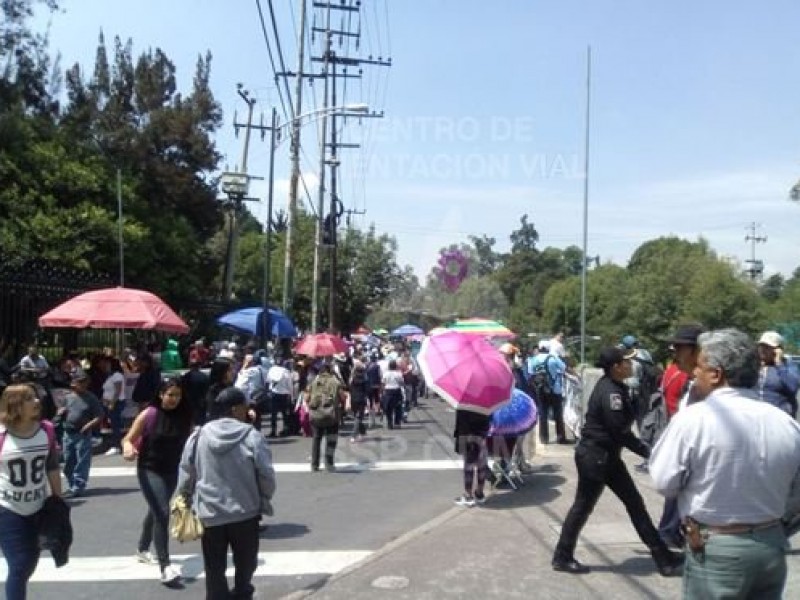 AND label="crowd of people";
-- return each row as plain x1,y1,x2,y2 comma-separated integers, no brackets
0,326,799,599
